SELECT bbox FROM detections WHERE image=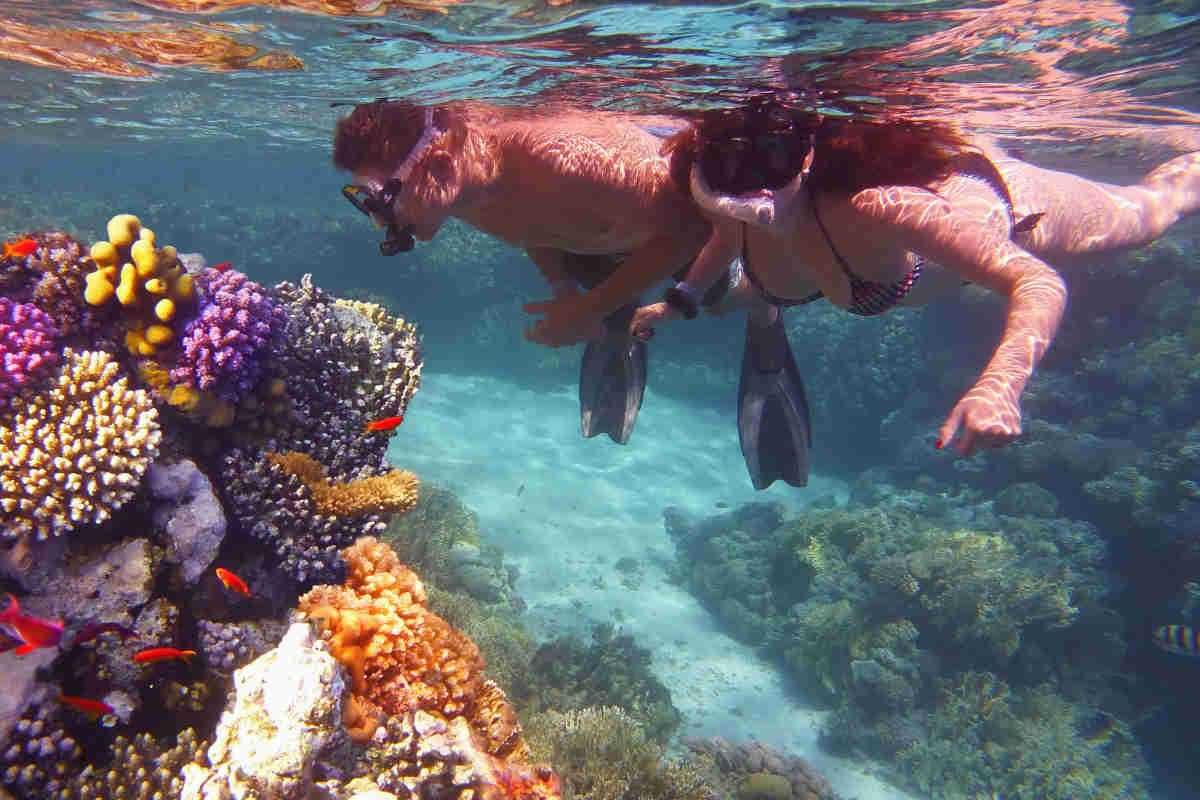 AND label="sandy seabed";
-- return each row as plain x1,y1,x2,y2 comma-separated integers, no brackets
392,369,916,800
